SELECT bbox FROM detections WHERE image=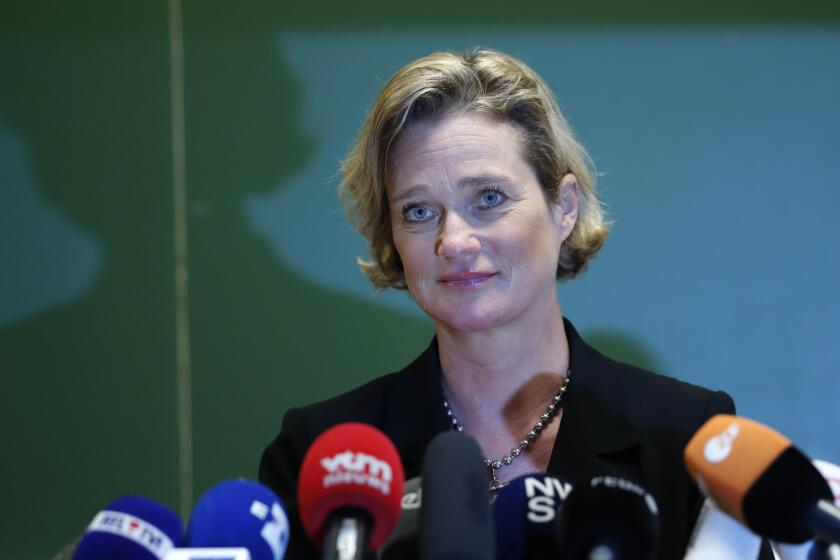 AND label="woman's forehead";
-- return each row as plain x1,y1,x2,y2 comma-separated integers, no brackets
388,113,530,192
391,112,522,158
